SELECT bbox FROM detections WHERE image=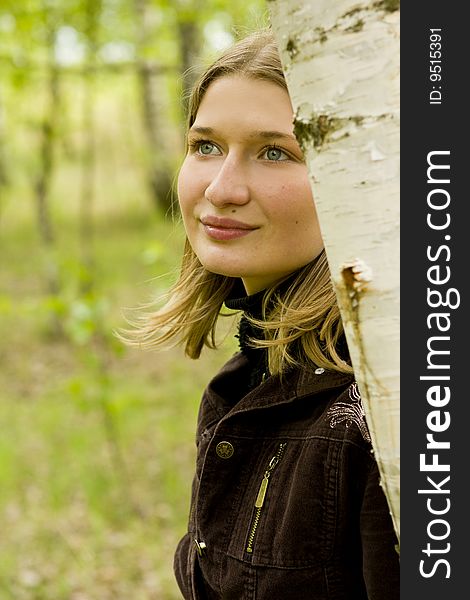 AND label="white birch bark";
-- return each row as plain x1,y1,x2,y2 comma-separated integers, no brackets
269,0,400,543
